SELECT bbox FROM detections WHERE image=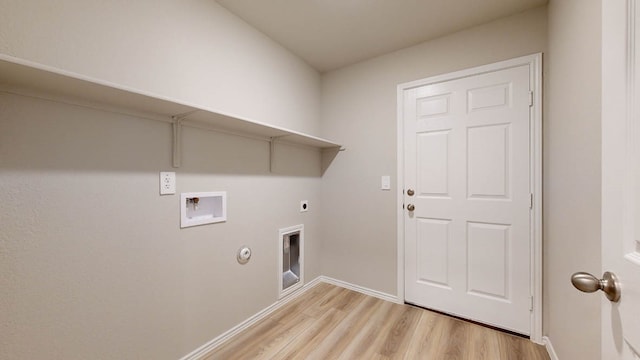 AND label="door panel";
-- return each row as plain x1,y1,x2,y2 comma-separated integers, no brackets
602,2,640,359
417,131,450,196
467,124,510,199
416,218,451,287
467,221,510,300
404,64,531,334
